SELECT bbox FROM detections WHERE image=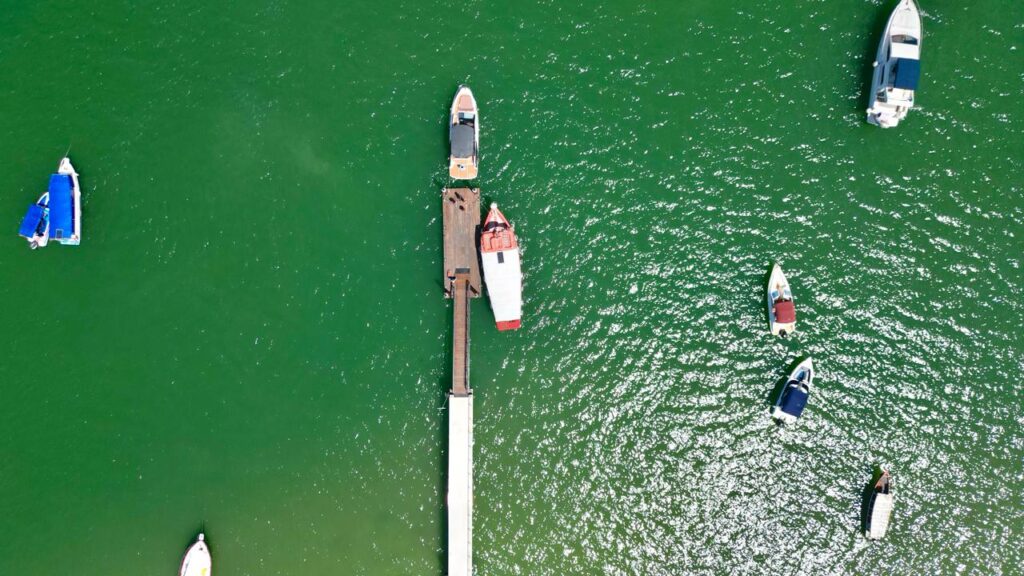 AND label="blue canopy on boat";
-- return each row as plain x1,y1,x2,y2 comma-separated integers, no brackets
19,204,45,238
893,58,921,90
48,174,73,240
780,384,809,417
